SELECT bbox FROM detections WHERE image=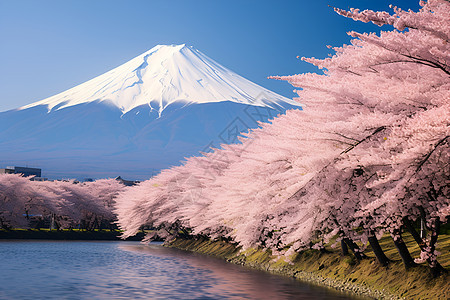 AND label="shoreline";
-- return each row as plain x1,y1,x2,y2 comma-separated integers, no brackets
0,229,145,241
165,237,449,300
